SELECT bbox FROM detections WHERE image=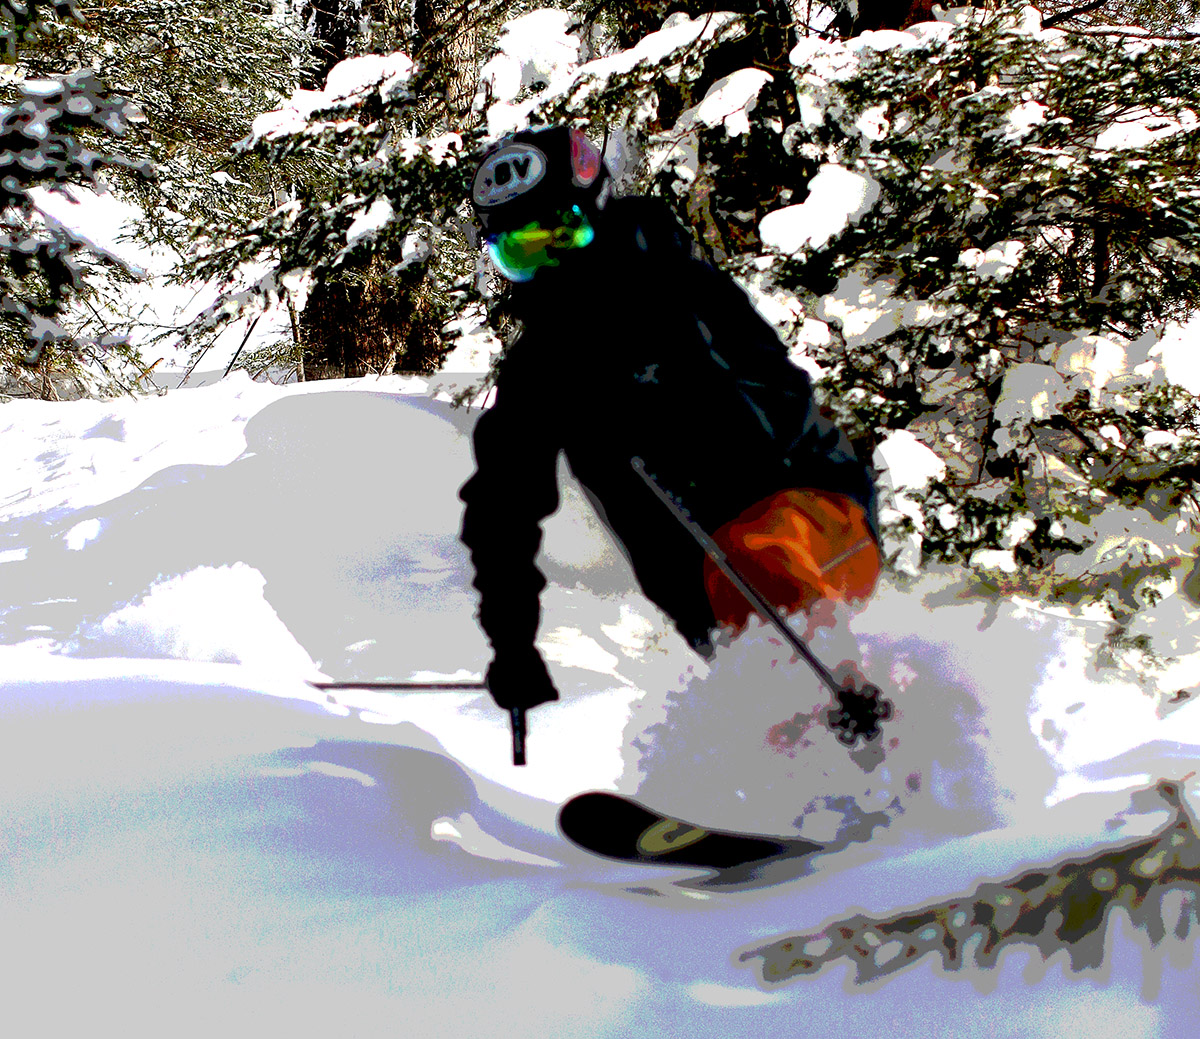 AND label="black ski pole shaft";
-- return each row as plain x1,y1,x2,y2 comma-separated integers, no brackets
308,680,488,691
511,708,526,767
309,679,527,766
631,457,844,699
